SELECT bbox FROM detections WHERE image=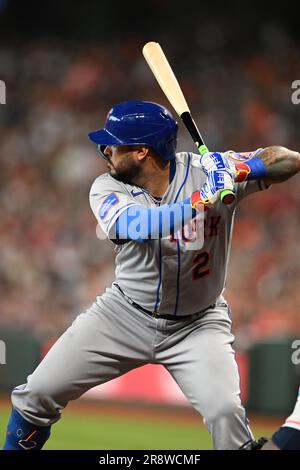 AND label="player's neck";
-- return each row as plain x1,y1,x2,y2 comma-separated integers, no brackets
138,159,170,197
